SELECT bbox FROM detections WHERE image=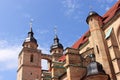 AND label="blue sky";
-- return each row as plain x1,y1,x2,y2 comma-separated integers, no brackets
0,0,118,80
